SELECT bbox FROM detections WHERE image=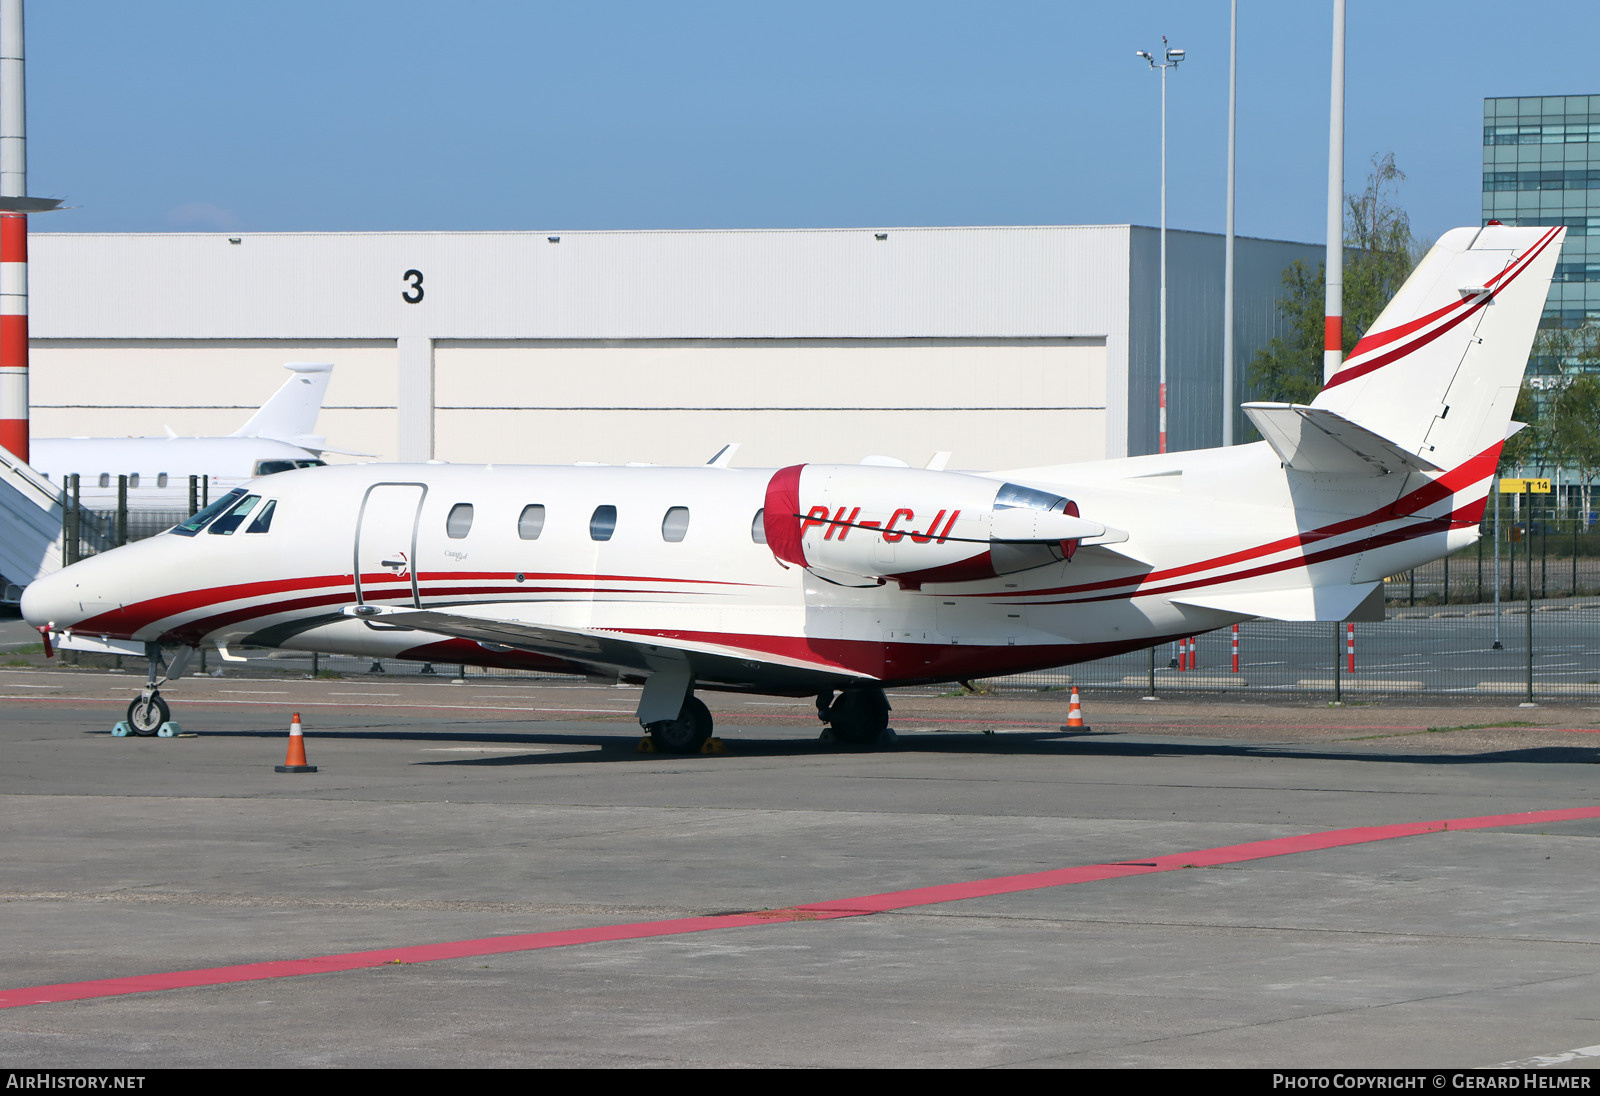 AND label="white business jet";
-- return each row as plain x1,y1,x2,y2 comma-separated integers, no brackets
30,361,345,511
22,225,1563,749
